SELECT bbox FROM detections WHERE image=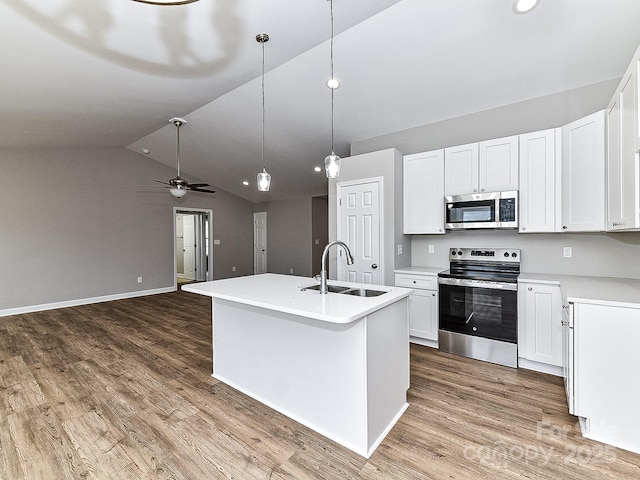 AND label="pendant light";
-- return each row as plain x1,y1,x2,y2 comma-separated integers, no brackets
256,33,271,192
324,0,341,179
